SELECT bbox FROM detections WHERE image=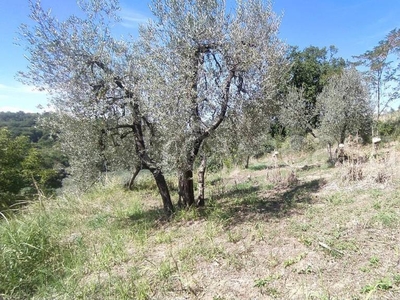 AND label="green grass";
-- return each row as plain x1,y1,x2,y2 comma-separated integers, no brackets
1,146,400,299
0,211,82,298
